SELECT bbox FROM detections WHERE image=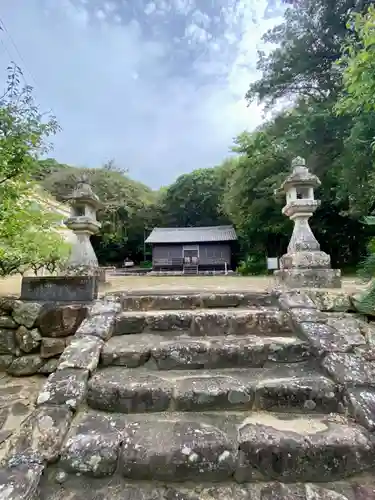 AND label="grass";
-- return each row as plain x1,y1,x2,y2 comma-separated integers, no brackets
0,273,366,297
